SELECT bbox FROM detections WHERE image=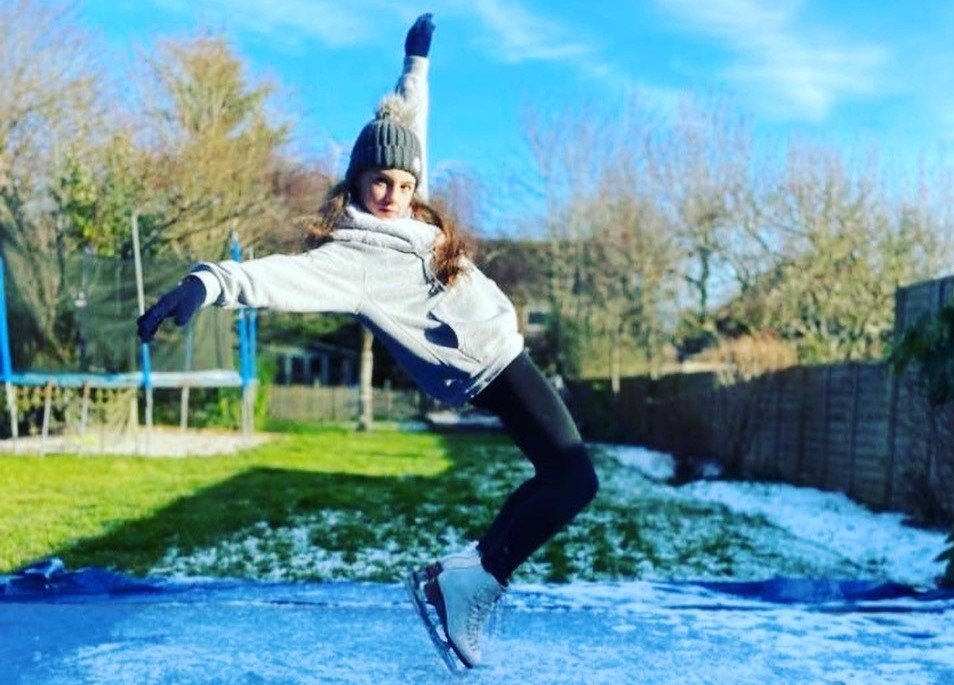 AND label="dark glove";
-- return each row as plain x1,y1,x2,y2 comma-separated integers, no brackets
404,13,435,58
137,276,206,343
